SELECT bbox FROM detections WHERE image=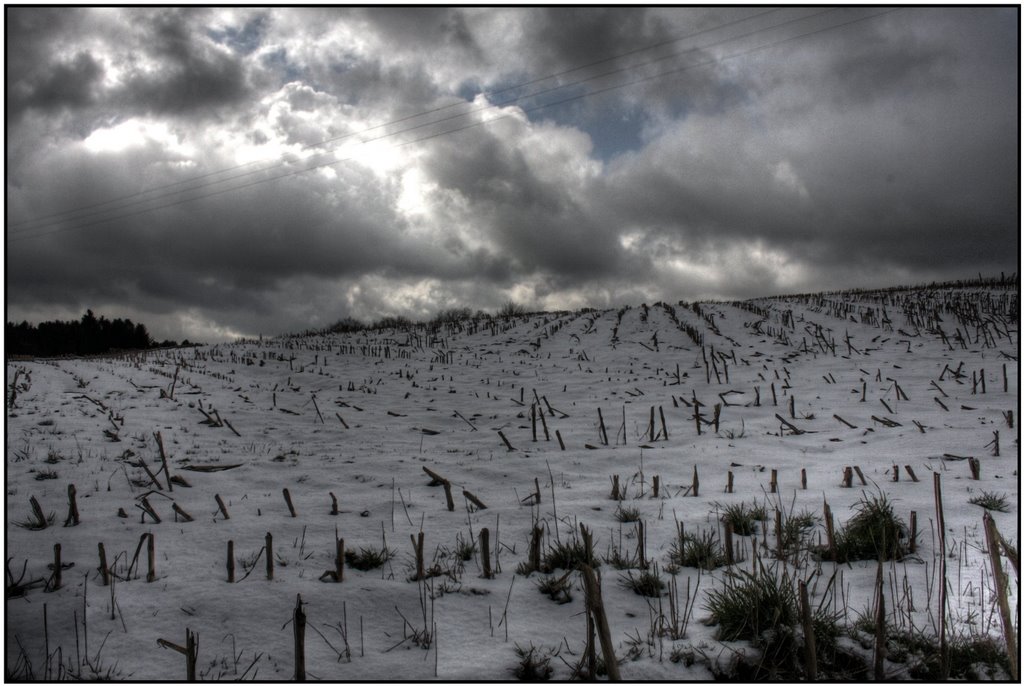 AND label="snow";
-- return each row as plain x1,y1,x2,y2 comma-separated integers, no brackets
5,285,1019,680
